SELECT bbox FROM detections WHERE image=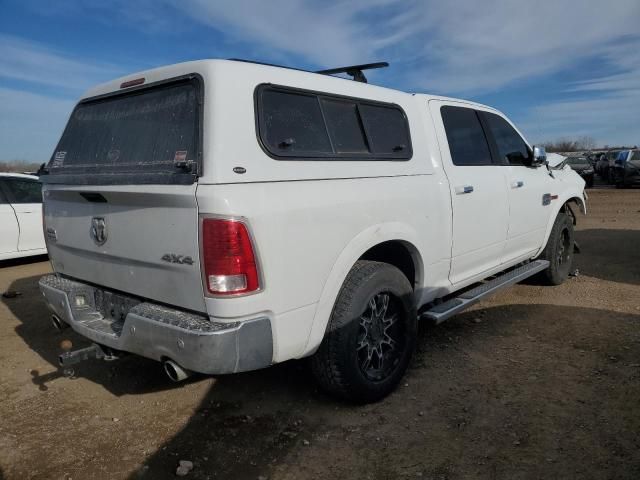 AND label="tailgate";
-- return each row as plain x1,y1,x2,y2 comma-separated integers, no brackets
41,74,206,312
44,184,205,312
